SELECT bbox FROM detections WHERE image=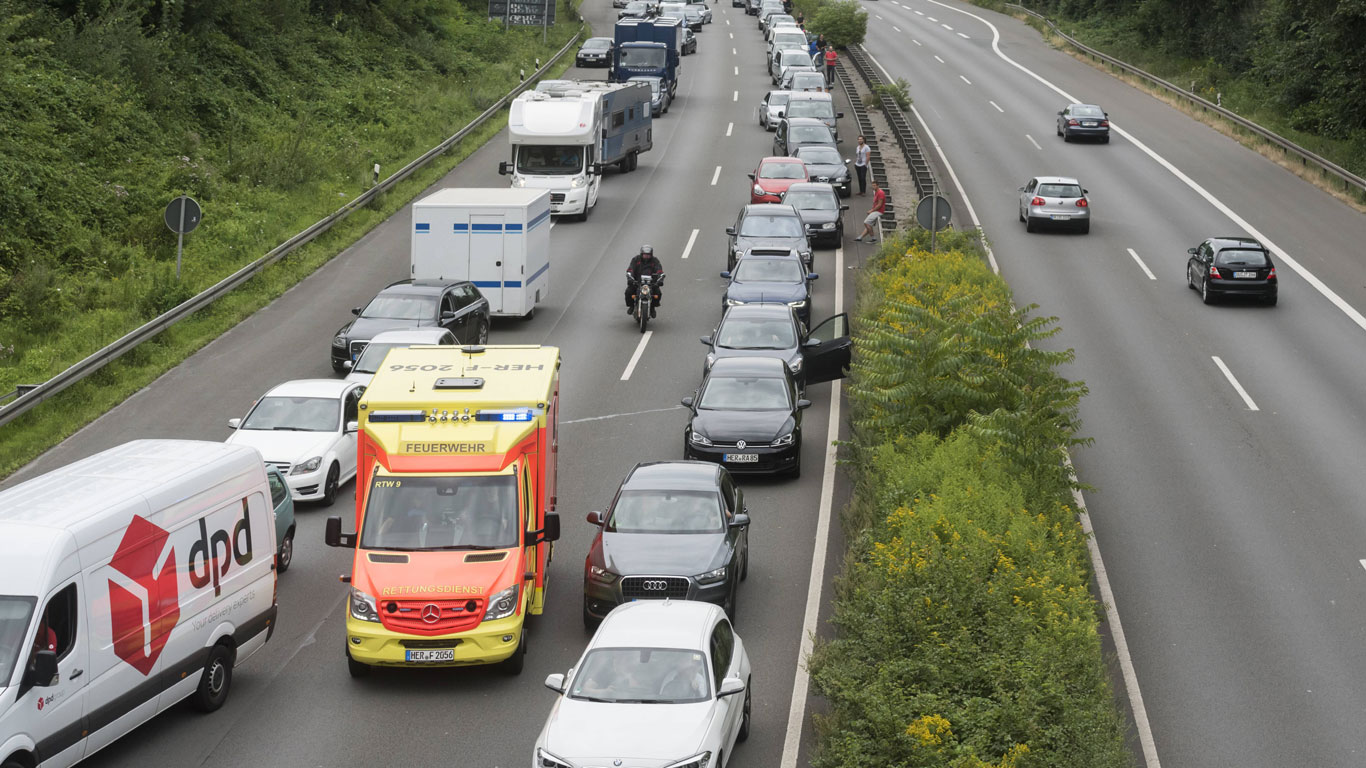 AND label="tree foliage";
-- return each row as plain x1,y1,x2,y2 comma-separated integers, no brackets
802,0,867,47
